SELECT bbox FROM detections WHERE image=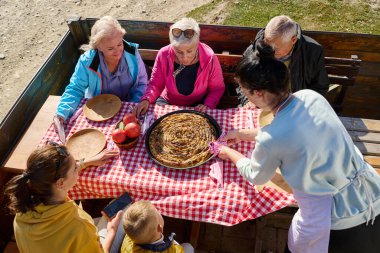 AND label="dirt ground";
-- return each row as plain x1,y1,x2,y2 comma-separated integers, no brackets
0,0,223,122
